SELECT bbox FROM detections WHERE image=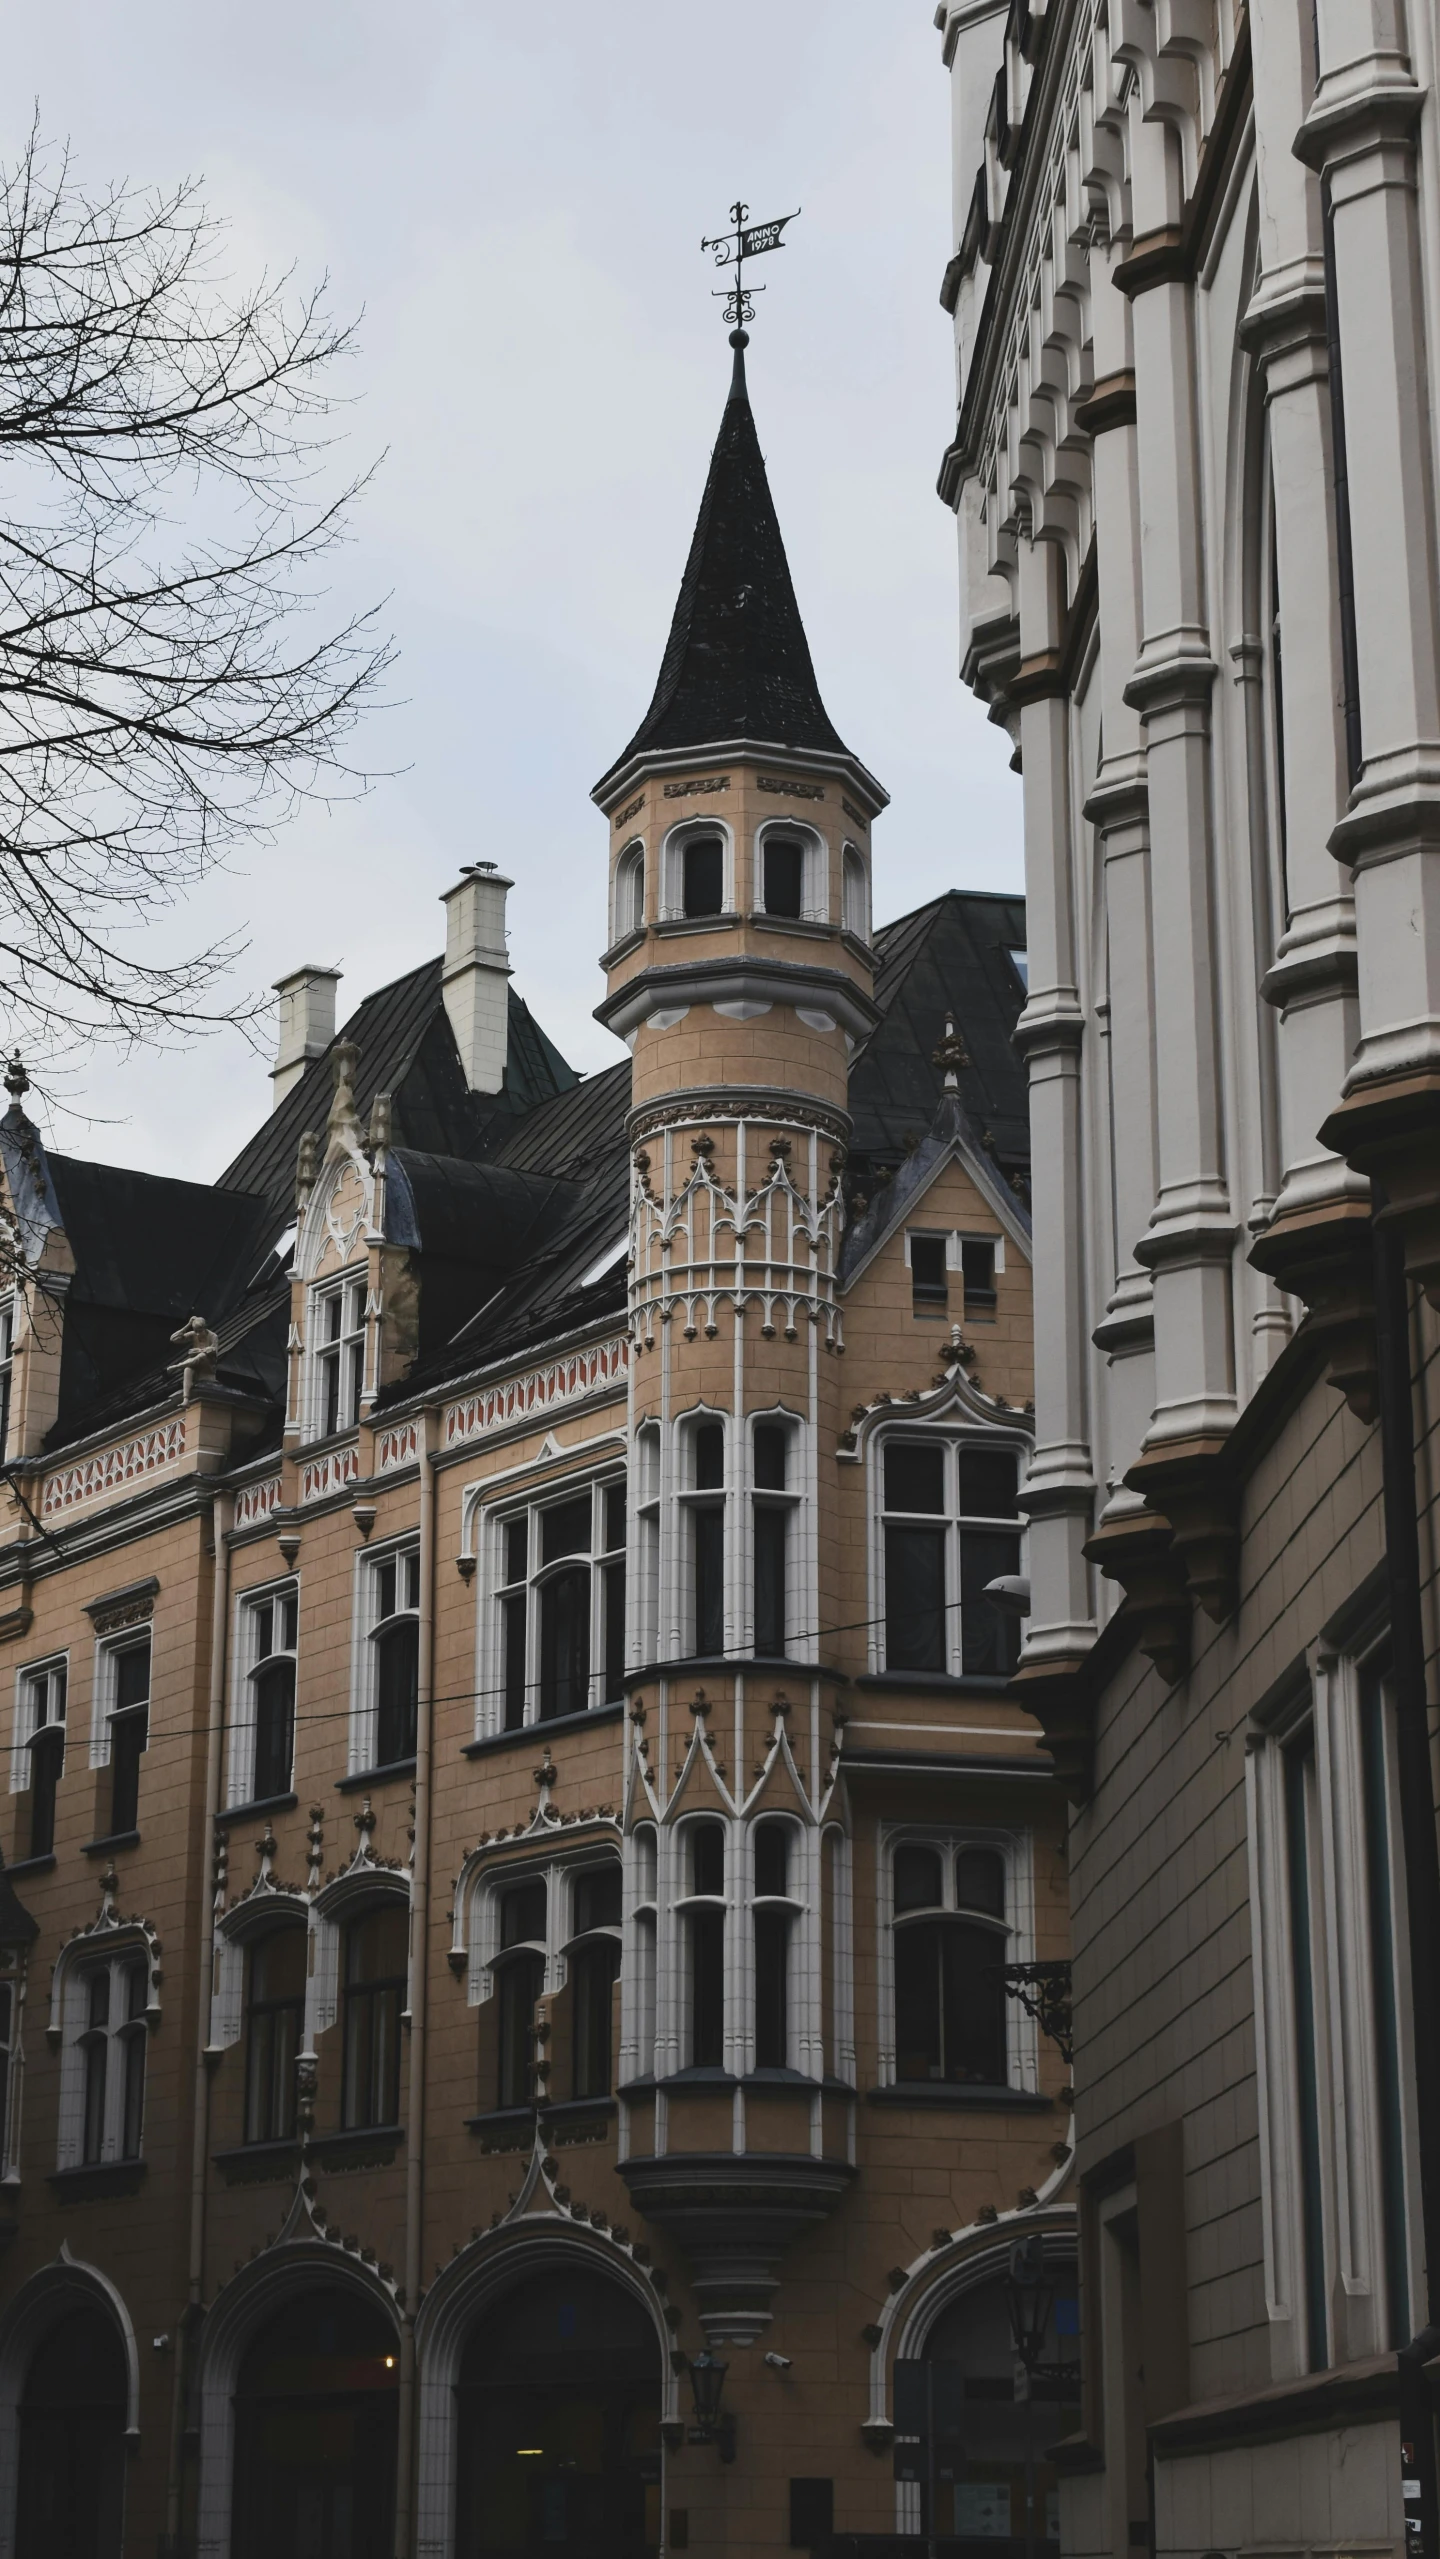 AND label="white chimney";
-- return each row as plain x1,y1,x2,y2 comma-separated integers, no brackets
441,866,513,1094
271,965,341,1108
